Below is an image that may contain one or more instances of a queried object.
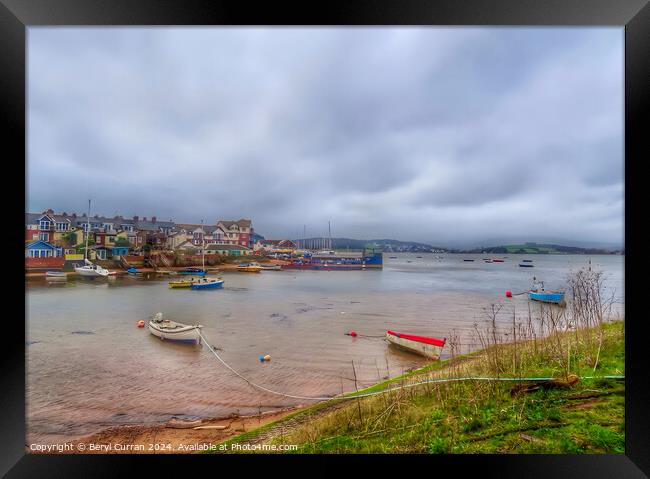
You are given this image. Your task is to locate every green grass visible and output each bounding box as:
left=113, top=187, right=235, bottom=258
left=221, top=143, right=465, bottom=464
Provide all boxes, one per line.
left=211, top=321, right=624, bottom=454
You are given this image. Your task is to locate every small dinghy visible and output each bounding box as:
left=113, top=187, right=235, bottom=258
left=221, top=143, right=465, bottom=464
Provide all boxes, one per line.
left=463, top=259, right=475, bottom=262
left=528, top=278, right=566, bottom=306
left=190, top=278, right=225, bottom=290
left=168, top=277, right=199, bottom=288
left=519, top=263, right=534, bottom=267
left=385, top=330, right=446, bottom=360
left=148, top=313, right=202, bottom=344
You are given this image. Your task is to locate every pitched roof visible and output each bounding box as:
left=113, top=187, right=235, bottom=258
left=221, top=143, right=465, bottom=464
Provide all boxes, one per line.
left=218, top=219, right=252, bottom=229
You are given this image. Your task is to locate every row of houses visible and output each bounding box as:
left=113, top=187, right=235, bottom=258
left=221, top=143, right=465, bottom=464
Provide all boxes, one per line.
left=25, top=209, right=256, bottom=262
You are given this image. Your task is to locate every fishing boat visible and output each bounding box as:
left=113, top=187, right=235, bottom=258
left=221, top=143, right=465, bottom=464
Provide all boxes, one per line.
left=237, top=262, right=263, bottom=273
left=528, top=291, right=566, bottom=304
left=259, top=264, right=282, bottom=271
left=148, top=312, right=202, bottom=344
left=528, top=278, right=566, bottom=305
left=74, top=200, right=111, bottom=278
left=385, top=330, right=446, bottom=360
left=190, top=278, right=225, bottom=290
left=45, top=271, right=67, bottom=279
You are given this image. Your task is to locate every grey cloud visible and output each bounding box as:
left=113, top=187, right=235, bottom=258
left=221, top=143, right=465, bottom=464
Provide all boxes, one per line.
left=27, top=27, right=623, bottom=246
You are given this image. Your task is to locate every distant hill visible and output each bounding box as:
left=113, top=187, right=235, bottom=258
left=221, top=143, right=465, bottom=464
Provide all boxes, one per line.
left=298, top=237, right=447, bottom=253
left=450, top=242, right=622, bottom=255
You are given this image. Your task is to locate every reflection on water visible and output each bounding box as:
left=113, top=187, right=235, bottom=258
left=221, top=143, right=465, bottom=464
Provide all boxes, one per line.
left=26, top=253, right=623, bottom=443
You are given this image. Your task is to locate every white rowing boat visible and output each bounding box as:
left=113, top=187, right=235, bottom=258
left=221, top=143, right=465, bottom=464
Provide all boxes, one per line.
left=148, top=312, right=202, bottom=344
left=385, top=330, right=446, bottom=360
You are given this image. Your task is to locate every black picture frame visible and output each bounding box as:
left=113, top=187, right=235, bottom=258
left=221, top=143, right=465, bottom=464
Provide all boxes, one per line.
left=3, top=0, right=647, bottom=476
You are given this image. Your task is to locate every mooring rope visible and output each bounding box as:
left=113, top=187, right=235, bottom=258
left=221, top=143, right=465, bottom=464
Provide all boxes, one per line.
left=197, top=330, right=624, bottom=402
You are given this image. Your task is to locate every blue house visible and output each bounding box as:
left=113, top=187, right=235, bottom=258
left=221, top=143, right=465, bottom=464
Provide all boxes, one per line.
left=25, top=240, right=63, bottom=258
left=111, top=246, right=129, bottom=258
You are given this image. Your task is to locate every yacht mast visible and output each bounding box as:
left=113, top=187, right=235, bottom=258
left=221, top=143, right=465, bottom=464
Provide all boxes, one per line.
left=84, top=199, right=91, bottom=261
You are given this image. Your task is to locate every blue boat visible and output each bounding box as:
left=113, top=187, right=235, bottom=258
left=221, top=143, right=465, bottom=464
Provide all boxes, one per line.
left=127, top=267, right=140, bottom=274
left=179, top=268, right=206, bottom=276
left=190, top=279, right=224, bottom=290
left=528, top=291, right=565, bottom=304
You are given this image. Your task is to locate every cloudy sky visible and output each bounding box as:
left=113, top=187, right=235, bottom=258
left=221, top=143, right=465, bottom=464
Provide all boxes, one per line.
left=27, top=27, right=623, bottom=247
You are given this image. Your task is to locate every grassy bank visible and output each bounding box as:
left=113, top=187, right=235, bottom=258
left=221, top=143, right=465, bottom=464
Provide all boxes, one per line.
left=213, top=321, right=623, bottom=454
left=210, top=266, right=624, bottom=454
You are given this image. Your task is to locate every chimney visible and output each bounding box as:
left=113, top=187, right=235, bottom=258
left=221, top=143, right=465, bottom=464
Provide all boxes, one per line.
left=71, top=213, right=77, bottom=218
left=47, top=208, right=54, bottom=215
left=133, top=215, right=139, bottom=221
left=152, top=216, right=157, bottom=223
left=143, top=217, right=147, bottom=222
left=62, top=212, right=68, bottom=216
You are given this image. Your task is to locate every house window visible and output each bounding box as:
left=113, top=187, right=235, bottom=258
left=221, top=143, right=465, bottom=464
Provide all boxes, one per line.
left=39, top=219, right=51, bottom=230
left=55, top=222, right=68, bottom=231
left=39, top=232, right=49, bottom=242
left=108, top=236, right=115, bottom=243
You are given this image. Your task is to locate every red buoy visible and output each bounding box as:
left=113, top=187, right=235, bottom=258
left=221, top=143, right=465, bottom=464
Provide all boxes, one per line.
left=349, top=330, right=357, bottom=337
left=505, top=291, right=512, bottom=298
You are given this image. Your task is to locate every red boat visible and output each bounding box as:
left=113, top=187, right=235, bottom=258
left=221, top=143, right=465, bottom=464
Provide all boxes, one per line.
left=491, top=259, right=505, bottom=262
left=385, top=330, right=446, bottom=359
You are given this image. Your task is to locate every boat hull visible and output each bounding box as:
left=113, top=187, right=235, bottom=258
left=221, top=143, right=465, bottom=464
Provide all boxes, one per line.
left=385, top=331, right=444, bottom=360
left=74, top=267, right=110, bottom=277
left=237, top=267, right=262, bottom=273
left=148, top=321, right=201, bottom=344
left=45, top=271, right=67, bottom=279
left=168, top=281, right=194, bottom=288
left=190, top=280, right=224, bottom=290
left=519, top=264, right=534, bottom=268
left=528, top=291, right=565, bottom=304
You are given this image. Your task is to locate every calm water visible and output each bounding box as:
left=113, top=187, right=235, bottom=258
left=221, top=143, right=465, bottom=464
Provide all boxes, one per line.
left=26, top=253, right=624, bottom=444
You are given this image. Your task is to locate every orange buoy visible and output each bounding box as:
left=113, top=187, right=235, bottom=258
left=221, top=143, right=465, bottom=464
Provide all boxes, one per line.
left=505, top=291, right=512, bottom=298
left=137, top=320, right=145, bottom=328
left=263, top=354, right=271, bottom=361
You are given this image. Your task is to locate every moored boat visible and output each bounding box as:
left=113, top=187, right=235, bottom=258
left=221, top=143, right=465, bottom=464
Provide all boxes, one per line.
left=463, top=259, right=475, bottom=262
left=259, top=264, right=282, bottom=271
left=168, top=277, right=199, bottom=288
left=178, top=267, right=206, bottom=276
left=528, top=291, right=566, bottom=304
left=385, top=330, right=446, bottom=359
left=148, top=312, right=202, bottom=344
left=528, top=278, right=566, bottom=306
left=491, top=259, right=504, bottom=263
left=237, top=262, right=262, bottom=273
left=190, top=278, right=225, bottom=289
left=519, top=263, right=534, bottom=268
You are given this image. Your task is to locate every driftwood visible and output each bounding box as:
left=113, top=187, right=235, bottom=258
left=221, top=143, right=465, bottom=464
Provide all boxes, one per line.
left=510, top=374, right=580, bottom=397
left=165, top=419, right=204, bottom=429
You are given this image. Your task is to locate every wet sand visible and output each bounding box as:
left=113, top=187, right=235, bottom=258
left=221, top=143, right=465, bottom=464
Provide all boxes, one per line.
left=38, top=408, right=297, bottom=454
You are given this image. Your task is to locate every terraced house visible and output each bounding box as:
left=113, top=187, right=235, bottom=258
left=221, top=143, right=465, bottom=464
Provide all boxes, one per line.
left=25, top=209, right=256, bottom=269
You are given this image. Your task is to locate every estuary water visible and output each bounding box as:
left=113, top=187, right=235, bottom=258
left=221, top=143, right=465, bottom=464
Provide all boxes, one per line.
left=26, top=253, right=624, bottom=444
